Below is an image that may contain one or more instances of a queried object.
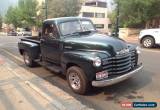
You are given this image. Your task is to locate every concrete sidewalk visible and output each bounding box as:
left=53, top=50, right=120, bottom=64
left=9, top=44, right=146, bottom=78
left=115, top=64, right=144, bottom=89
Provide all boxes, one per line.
left=0, top=54, right=94, bottom=110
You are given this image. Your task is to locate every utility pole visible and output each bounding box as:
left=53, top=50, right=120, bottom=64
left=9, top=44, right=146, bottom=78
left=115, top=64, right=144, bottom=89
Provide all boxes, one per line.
left=45, top=0, right=48, bottom=19
left=115, top=2, right=119, bottom=37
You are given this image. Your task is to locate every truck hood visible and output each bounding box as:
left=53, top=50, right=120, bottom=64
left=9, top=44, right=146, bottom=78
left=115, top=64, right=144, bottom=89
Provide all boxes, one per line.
left=63, top=33, right=128, bottom=56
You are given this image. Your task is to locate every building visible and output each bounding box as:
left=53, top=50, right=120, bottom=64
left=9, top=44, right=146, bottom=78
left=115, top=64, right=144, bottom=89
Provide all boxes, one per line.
left=79, top=0, right=111, bottom=34
left=36, top=0, right=45, bottom=16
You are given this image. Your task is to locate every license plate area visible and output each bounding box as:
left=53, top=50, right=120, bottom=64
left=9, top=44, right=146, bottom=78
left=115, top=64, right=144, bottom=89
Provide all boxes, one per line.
left=96, top=70, right=109, bottom=80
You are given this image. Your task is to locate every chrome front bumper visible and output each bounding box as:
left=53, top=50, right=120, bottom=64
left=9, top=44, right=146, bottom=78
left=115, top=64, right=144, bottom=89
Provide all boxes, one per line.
left=92, top=64, right=143, bottom=87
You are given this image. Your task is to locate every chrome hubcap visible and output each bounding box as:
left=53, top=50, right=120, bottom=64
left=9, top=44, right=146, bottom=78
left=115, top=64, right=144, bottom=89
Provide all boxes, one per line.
left=69, top=72, right=81, bottom=90
left=24, top=53, right=30, bottom=64
left=144, top=39, right=152, bottom=47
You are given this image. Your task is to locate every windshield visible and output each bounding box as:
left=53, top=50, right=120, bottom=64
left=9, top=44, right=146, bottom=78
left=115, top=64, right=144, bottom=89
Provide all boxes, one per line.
left=59, top=20, right=96, bottom=36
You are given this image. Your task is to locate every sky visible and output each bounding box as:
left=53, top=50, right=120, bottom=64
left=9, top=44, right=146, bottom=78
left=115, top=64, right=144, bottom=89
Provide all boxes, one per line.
left=0, top=0, right=18, bottom=16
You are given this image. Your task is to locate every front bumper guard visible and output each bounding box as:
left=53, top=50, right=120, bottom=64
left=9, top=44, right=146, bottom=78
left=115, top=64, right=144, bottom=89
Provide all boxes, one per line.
left=92, top=64, right=143, bottom=87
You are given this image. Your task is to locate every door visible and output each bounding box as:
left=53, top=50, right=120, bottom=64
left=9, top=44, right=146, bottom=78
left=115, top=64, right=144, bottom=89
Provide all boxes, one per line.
left=41, top=21, right=62, bottom=64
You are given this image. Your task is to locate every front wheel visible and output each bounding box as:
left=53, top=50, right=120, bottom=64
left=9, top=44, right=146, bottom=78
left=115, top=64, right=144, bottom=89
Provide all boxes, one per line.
left=142, top=36, right=155, bottom=48
left=66, top=66, right=90, bottom=95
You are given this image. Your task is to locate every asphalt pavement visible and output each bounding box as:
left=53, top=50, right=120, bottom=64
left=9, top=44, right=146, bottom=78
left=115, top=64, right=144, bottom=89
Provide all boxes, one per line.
left=0, top=35, right=160, bottom=110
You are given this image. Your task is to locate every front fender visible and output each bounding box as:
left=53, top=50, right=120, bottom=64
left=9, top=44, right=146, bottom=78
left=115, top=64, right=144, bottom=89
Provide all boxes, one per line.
left=61, top=51, right=109, bottom=81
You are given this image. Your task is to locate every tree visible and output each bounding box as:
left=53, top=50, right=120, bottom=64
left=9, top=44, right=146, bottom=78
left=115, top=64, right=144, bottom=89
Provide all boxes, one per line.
left=43, top=0, right=81, bottom=18
left=5, top=0, right=38, bottom=28
left=5, top=6, right=22, bottom=27
left=0, top=14, right=2, bottom=29
left=18, top=0, right=38, bottom=27
left=110, top=0, right=160, bottom=28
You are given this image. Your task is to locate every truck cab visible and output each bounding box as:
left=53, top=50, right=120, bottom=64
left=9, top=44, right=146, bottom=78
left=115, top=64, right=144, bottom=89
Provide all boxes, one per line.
left=18, top=17, right=143, bottom=94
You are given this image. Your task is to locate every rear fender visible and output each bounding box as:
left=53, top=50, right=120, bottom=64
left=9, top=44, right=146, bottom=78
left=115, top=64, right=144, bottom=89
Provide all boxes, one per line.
left=18, top=41, right=40, bottom=60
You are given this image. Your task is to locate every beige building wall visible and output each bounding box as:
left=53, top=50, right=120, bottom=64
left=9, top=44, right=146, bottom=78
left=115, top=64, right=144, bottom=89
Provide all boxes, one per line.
left=37, top=0, right=44, bottom=6
left=36, top=0, right=44, bottom=16
left=79, top=5, right=110, bottom=33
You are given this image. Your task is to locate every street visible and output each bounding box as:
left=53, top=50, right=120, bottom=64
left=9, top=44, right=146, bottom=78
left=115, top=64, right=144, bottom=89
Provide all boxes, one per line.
left=0, top=35, right=160, bottom=110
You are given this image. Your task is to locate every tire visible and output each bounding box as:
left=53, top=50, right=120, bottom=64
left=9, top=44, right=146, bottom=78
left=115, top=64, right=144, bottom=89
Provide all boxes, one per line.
left=23, top=51, right=35, bottom=67
left=66, top=66, right=90, bottom=95
left=142, top=36, right=155, bottom=48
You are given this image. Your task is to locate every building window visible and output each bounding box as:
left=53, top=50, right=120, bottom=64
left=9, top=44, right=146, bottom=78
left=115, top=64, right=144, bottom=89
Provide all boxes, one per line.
left=84, top=1, right=107, bottom=8
left=108, top=24, right=112, bottom=29
left=95, top=13, right=105, bottom=18
left=85, top=2, right=96, bottom=6
left=95, top=24, right=104, bottom=29
left=82, top=12, right=94, bottom=17
left=97, top=2, right=107, bottom=8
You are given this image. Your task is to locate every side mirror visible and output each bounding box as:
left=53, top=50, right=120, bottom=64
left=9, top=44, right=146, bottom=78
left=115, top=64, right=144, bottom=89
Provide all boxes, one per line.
left=39, top=32, right=42, bottom=37
left=38, top=32, right=42, bottom=39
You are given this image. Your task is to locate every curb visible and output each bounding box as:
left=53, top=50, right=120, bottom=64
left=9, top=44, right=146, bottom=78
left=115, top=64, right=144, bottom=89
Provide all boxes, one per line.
left=0, top=52, right=94, bottom=110
left=25, top=81, right=66, bottom=110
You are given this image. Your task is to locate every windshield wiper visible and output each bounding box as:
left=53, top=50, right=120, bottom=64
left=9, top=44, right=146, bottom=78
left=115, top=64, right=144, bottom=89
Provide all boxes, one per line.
left=63, top=30, right=95, bottom=37
left=64, top=32, right=80, bottom=37
left=81, top=30, right=92, bottom=33
left=78, top=30, right=95, bottom=34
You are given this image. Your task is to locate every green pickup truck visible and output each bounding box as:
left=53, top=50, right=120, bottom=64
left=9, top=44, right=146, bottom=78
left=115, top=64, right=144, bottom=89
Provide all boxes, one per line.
left=18, top=17, right=143, bottom=94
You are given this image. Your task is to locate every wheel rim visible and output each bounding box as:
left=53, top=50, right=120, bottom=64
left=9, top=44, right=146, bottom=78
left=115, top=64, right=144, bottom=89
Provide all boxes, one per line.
left=68, top=72, right=81, bottom=90
left=24, top=52, right=30, bottom=65
left=144, top=39, right=152, bottom=47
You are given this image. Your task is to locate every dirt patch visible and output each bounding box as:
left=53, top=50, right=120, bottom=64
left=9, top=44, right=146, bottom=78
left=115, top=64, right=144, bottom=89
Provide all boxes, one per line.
left=0, top=57, right=5, bottom=65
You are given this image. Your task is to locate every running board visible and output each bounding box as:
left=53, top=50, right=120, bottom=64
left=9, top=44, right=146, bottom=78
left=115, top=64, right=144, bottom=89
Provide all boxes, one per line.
left=39, top=61, right=62, bottom=74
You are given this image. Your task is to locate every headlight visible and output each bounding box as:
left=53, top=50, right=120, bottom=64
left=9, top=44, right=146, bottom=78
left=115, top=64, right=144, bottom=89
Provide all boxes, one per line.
left=136, top=46, right=141, bottom=54
left=93, top=57, right=101, bottom=67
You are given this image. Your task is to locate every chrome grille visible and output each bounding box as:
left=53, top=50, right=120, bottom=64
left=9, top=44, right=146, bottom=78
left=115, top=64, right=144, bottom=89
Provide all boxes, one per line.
left=102, top=50, right=137, bottom=75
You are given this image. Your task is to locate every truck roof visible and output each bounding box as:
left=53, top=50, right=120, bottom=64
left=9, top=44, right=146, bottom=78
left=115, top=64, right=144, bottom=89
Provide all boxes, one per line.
left=43, top=17, right=91, bottom=24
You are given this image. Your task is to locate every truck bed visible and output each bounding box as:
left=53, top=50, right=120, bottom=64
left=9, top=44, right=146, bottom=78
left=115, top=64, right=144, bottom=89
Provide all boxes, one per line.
left=20, top=37, right=40, bottom=44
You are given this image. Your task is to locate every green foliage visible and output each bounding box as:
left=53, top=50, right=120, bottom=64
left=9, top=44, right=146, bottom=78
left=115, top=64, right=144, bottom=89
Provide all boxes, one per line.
left=44, top=0, right=81, bottom=18
left=0, top=14, right=2, bottom=29
left=5, top=0, right=38, bottom=28
left=5, top=0, right=81, bottom=28
left=108, top=11, right=117, bottom=30
left=110, top=0, right=160, bottom=28
left=5, top=6, right=22, bottom=27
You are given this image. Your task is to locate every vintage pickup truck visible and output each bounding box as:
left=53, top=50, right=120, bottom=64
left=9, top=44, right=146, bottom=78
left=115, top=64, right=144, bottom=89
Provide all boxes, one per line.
left=18, top=17, right=143, bottom=94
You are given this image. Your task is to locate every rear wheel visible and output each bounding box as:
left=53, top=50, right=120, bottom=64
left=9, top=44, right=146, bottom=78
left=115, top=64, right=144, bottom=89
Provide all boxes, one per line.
left=142, top=36, right=155, bottom=48
left=23, top=51, right=35, bottom=67
left=66, top=66, right=90, bottom=95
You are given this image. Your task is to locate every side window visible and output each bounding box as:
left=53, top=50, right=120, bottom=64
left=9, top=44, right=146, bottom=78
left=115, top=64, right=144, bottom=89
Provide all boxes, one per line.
left=43, top=23, right=59, bottom=39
